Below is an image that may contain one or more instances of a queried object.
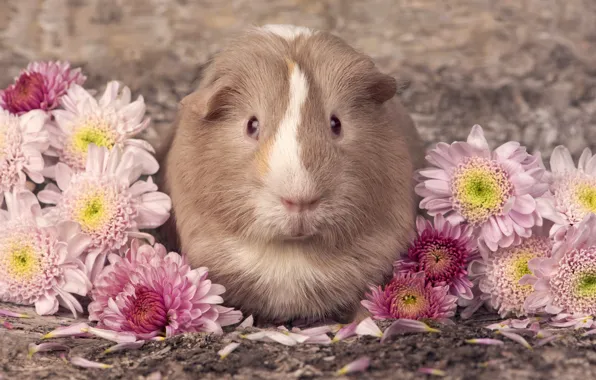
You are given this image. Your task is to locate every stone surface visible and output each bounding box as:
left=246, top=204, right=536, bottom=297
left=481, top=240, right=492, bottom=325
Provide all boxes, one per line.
left=1, top=0, right=596, bottom=379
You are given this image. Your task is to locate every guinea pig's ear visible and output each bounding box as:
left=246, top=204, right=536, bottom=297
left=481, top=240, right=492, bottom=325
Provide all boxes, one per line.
left=179, top=80, right=235, bottom=122
left=366, top=71, right=397, bottom=104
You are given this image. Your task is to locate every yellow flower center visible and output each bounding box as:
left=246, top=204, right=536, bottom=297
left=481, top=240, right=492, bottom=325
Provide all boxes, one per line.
left=575, top=184, right=596, bottom=214
left=7, top=244, right=39, bottom=280
left=70, top=121, right=117, bottom=155
left=451, top=157, right=513, bottom=225
left=75, top=191, right=113, bottom=233
left=401, top=294, right=418, bottom=306
left=577, top=273, right=596, bottom=298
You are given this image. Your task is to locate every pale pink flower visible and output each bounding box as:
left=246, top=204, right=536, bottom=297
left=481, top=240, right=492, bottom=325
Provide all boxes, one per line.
left=415, top=124, right=548, bottom=251
left=88, top=239, right=243, bottom=339
left=0, top=109, right=49, bottom=192
left=394, top=214, right=478, bottom=300
left=536, top=146, right=596, bottom=241
left=46, top=81, right=156, bottom=173
left=38, top=144, right=171, bottom=281
left=467, top=234, right=553, bottom=318
left=361, top=272, right=457, bottom=321
left=0, top=61, right=85, bottom=115
left=524, top=214, right=596, bottom=317
left=0, top=190, right=92, bottom=317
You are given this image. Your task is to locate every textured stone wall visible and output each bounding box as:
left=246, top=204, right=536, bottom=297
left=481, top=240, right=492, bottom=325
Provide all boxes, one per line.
left=1, top=0, right=596, bottom=159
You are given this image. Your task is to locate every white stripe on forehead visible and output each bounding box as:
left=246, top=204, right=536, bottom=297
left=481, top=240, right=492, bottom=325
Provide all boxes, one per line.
left=260, top=24, right=314, bottom=41
left=267, top=62, right=310, bottom=192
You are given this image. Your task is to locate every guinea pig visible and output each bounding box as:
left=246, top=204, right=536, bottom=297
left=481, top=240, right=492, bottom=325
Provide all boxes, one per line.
left=161, top=24, right=425, bottom=323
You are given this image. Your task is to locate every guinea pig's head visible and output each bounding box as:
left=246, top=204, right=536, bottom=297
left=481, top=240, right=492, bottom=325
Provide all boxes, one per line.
left=169, top=25, right=412, bottom=246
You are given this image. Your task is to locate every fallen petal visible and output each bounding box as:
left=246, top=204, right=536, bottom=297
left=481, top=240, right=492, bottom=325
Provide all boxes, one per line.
left=581, top=329, right=596, bottom=337
left=294, top=325, right=333, bottom=336
left=238, top=315, right=254, bottom=329
left=150, top=336, right=165, bottom=341
left=332, top=323, right=358, bottom=343
left=2, top=320, right=13, bottom=329
left=70, top=356, right=113, bottom=369
left=535, top=335, right=561, bottom=347
left=336, top=357, right=370, bottom=376
left=499, top=331, right=533, bottom=350
left=218, top=342, right=240, bottom=359
left=355, top=318, right=382, bottom=338
left=43, top=322, right=90, bottom=339
left=418, top=368, right=446, bottom=377
left=28, top=343, right=70, bottom=358
left=304, top=334, right=332, bottom=345
left=0, top=309, right=30, bottom=318
left=104, top=341, right=145, bottom=354
left=145, top=372, right=162, bottom=380
left=85, top=327, right=138, bottom=343
left=465, top=338, right=504, bottom=346
left=381, top=319, right=440, bottom=343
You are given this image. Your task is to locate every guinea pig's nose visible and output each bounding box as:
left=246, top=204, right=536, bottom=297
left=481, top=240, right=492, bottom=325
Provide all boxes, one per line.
left=281, top=196, right=321, bottom=212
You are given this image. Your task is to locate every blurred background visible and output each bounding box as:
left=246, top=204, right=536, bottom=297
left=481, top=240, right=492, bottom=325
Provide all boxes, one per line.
left=1, top=0, right=595, bottom=160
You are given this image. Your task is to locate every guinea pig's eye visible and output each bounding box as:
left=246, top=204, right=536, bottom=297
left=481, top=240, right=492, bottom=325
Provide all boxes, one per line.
left=330, top=115, right=342, bottom=138
left=246, top=116, right=260, bottom=140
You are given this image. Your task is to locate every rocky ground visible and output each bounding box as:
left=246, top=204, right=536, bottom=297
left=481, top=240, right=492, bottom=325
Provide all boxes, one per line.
left=1, top=0, right=596, bottom=379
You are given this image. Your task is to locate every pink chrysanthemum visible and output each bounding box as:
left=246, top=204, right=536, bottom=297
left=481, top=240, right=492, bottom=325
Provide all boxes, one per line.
left=0, top=61, right=86, bottom=115
left=88, top=239, right=243, bottom=339
left=0, top=190, right=91, bottom=317
left=415, top=124, right=548, bottom=251
left=524, top=214, right=596, bottom=317
left=45, top=81, right=156, bottom=173
left=361, top=272, right=458, bottom=321
left=394, top=214, right=478, bottom=300
left=0, top=109, right=49, bottom=192
left=537, top=146, right=596, bottom=241
left=38, top=144, right=171, bottom=282
left=467, top=235, right=553, bottom=318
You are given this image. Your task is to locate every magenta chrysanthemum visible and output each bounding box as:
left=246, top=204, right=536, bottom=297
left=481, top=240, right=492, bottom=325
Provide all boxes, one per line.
left=0, top=109, right=49, bottom=192
left=88, top=239, right=243, bottom=339
left=415, top=124, right=548, bottom=251
left=537, top=146, right=596, bottom=241
left=0, top=190, right=91, bottom=317
left=45, top=81, right=156, bottom=173
left=361, top=272, right=457, bottom=321
left=38, top=144, right=171, bottom=282
left=524, top=214, right=596, bottom=317
left=394, top=214, right=478, bottom=299
left=0, top=61, right=86, bottom=115
left=467, top=235, right=553, bottom=318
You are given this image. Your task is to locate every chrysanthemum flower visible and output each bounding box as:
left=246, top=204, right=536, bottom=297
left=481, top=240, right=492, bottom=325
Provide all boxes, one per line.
left=361, top=271, right=458, bottom=321
left=38, top=144, right=171, bottom=281
left=0, top=109, right=49, bottom=192
left=394, top=214, right=478, bottom=299
left=46, top=81, right=156, bottom=173
left=467, top=235, right=553, bottom=318
left=537, top=146, right=596, bottom=240
left=524, top=214, right=596, bottom=317
left=0, top=190, right=91, bottom=317
left=0, top=61, right=86, bottom=115
left=415, top=124, right=548, bottom=251
left=88, top=239, right=243, bottom=339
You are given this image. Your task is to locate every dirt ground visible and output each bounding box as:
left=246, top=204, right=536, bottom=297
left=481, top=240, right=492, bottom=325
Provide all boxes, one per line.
left=1, top=0, right=596, bottom=379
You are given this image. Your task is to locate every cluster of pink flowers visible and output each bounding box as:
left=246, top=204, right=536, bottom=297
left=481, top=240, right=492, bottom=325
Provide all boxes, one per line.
left=0, top=61, right=241, bottom=339
left=365, top=124, right=596, bottom=328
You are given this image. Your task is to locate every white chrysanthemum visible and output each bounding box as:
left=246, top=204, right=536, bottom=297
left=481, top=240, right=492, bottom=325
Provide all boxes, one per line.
left=0, top=109, right=49, bottom=192
left=38, top=144, right=171, bottom=282
left=537, top=146, right=596, bottom=240
left=524, top=214, right=596, bottom=317
left=467, top=235, right=553, bottom=318
left=0, top=190, right=92, bottom=317
left=45, top=81, right=157, bottom=174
